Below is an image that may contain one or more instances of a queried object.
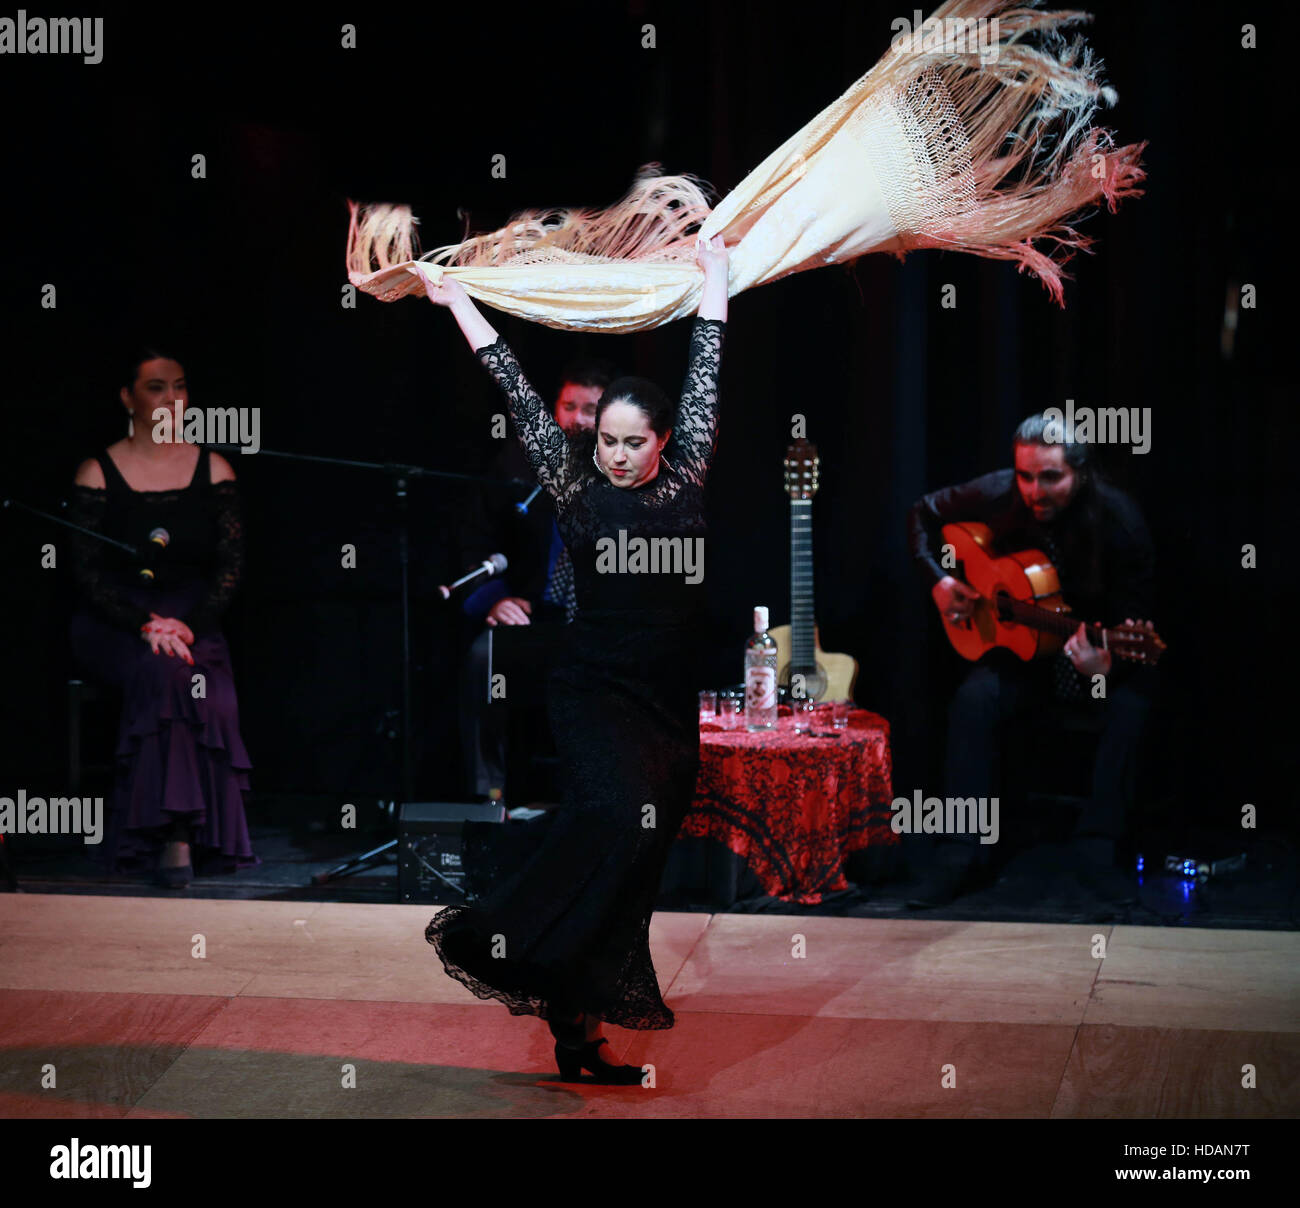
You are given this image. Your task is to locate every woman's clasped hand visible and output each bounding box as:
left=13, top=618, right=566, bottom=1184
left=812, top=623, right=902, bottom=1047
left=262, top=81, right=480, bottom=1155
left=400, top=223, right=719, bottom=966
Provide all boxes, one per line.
left=140, top=611, right=195, bottom=664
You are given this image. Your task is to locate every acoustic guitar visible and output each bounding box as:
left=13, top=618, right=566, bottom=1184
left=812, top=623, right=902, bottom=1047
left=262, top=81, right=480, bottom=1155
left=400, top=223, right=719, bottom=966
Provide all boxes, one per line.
left=938, top=521, right=1166, bottom=665
left=770, top=439, right=859, bottom=701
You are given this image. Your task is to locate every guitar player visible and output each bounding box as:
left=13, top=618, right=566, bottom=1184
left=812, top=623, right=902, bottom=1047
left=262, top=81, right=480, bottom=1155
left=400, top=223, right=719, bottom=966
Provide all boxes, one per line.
left=904, top=412, right=1159, bottom=908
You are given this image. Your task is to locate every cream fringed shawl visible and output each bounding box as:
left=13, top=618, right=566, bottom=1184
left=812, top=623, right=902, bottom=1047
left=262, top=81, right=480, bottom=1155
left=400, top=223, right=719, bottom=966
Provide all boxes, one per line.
left=346, top=0, right=1146, bottom=332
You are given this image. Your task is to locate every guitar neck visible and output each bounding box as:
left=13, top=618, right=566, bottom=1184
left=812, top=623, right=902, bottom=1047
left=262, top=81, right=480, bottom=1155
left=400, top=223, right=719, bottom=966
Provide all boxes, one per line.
left=790, top=498, right=815, bottom=669
left=1002, top=595, right=1106, bottom=646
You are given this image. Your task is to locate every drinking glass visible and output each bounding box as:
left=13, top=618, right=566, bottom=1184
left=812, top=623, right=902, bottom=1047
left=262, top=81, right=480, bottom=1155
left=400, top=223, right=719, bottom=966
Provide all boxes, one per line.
left=698, top=690, right=718, bottom=724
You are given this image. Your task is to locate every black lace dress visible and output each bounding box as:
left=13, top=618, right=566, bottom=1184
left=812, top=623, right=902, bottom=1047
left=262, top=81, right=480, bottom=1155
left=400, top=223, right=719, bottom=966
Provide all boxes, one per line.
left=426, top=317, right=724, bottom=1030
left=67, top=446, right=258, bottom=876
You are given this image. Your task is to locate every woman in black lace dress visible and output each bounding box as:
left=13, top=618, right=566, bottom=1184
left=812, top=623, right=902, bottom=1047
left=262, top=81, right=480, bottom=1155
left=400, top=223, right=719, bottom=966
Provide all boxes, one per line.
left=68, top=348, right=258, bottom=887
left=423, top=237, right=728, bottom=1083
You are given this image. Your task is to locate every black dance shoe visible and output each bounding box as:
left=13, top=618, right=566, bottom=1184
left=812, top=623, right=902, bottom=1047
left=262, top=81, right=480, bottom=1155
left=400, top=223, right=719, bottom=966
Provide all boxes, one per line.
left=553, top=1037, right=646, bottom=1085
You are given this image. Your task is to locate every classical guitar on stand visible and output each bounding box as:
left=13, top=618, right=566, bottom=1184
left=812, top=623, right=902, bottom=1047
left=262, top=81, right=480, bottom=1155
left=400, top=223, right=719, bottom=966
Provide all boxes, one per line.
left=938, top=521, right=1166, bottom=665
left=770, top=439, right=858, bottom=702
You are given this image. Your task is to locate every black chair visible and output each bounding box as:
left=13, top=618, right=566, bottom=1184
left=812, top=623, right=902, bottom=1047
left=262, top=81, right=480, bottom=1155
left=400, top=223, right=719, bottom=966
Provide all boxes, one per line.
left=66, top=678, right=120, bottom=795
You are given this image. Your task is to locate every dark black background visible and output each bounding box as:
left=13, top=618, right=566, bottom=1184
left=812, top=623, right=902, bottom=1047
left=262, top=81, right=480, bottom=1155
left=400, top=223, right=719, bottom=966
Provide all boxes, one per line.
left=0, top=2, right=1288, bottom=840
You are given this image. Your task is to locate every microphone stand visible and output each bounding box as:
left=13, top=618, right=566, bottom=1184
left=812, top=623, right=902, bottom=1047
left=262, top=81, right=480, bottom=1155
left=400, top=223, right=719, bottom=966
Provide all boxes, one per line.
left=200, top=446, right=527, bottom=887
left=3, top=497, right=146, bottom=557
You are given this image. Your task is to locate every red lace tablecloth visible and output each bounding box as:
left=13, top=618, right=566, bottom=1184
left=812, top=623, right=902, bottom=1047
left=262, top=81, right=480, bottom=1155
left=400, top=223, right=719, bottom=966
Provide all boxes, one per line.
left=680, top=706, right=897, bottom=905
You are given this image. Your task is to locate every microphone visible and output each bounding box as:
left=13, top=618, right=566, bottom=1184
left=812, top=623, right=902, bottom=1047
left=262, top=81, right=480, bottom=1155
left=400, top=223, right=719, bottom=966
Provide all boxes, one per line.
left=139, top=527, right=171, bottom=581
left=439, top=553, right=508, bottom=600
left=514, top=484, right=543, bottom=515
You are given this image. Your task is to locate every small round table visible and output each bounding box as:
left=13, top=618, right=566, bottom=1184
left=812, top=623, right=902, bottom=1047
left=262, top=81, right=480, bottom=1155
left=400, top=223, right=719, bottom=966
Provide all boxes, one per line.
left=680, top=706, right=897, bottom=905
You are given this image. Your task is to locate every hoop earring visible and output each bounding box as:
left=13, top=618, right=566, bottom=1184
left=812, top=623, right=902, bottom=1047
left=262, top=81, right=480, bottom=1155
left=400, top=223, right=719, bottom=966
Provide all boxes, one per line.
left=592, top=447, right=605, bottom=476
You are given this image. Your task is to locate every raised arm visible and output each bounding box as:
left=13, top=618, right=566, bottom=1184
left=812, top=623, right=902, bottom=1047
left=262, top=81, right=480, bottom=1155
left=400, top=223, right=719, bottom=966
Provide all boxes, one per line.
left=419, top=268, right=574, bottom=501
left=674, top=235, right=729, bottom=486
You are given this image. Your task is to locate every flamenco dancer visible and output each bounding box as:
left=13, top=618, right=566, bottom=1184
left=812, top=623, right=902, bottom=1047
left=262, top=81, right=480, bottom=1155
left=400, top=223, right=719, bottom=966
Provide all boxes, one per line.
left=422, top=235, right=728, bottom=1084
left=68, top=347, right=259, bottom=888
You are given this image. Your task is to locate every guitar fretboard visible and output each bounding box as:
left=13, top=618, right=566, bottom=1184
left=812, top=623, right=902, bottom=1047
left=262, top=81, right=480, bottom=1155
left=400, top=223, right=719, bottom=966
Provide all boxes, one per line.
left=790, top=499, right=815, bottom=670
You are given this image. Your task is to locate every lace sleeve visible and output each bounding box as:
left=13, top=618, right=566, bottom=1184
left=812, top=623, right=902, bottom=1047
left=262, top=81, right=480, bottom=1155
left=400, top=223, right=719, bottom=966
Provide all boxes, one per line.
left=673, top=318, right=726, bottom=486
left=184, top=480, right=243, bottom=635
left=66, top=485, right=152, bottom=633
left=476, top=338, right=576, bottom=503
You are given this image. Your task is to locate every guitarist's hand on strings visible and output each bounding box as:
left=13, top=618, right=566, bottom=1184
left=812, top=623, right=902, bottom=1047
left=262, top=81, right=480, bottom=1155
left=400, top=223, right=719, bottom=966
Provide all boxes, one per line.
left=1064, top=622, right=1112, bottom=677
left=1063, top=618, right=1157, bottom=676
left=932, top=576, right=981, bottom=625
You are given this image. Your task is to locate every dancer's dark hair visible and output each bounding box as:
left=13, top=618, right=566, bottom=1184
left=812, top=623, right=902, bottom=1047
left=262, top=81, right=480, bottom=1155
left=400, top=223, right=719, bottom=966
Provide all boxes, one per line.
left=572, top=376, right=681, bottom=470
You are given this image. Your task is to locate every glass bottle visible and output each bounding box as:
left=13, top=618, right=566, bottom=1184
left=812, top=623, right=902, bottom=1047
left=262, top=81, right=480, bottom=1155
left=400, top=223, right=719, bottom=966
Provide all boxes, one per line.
left=744, top=605, right=778, bottom=731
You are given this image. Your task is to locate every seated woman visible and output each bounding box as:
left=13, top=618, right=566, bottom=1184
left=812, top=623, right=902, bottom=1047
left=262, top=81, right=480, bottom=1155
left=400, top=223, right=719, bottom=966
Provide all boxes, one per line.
left=68, top=345, right=259, bottom=887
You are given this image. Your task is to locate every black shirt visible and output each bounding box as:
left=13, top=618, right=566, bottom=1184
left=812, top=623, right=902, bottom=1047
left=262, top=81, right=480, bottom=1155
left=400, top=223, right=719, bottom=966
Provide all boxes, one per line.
left=67, top=445, right=242, bottom=635
left=906, top=467, right=1156, bottom=629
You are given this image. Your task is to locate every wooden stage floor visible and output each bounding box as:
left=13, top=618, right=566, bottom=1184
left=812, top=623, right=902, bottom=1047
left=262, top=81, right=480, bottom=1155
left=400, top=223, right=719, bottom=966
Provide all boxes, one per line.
left=1, top=894, right=1296, bottom=1118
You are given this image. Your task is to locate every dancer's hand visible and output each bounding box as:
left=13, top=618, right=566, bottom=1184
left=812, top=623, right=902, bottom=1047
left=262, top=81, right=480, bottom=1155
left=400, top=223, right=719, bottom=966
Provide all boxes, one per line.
left=696, top=234, right=729, bottom=321
left=696, top=233, right=728, bottom=277
left=486, top=597, right=532, bottom=627
left=415, top=265, right=500, bottom=348
left=414, top=265, right=467, bottom=308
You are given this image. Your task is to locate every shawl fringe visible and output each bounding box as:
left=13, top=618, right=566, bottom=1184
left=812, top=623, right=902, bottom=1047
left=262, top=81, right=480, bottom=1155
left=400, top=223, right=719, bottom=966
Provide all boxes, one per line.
left=346, top=0, right=1145, bottom=310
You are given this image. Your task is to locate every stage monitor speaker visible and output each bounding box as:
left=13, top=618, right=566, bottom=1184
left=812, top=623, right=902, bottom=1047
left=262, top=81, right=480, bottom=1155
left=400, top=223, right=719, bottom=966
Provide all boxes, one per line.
left=398, top=801, right=505, bottom=905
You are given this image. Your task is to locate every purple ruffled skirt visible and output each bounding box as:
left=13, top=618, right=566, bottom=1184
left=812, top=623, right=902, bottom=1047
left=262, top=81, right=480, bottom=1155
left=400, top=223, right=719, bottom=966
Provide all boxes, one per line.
left=70, top=583, right=258, bottom=878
